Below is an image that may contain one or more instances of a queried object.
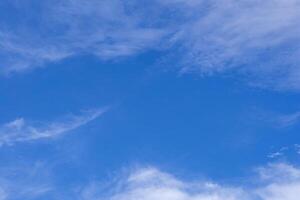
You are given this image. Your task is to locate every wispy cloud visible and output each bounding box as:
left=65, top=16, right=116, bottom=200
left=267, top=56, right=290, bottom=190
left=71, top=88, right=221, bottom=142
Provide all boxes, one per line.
left=267, top=144, right=300, bottom=160
left=0, top=108, right=107, bottom=146
left=0, top=161, right=54, bottom=200
left=2, top=0, right=300, bottom=91
left=268, top=147, right=289, bottom=159
left=164, top=0, right=300, bottom=91
left=80, top=163, right=300, bottom=200
left=0, top=0, right=168, bottom=74
left=275, top=111, right=300, bottom=127
left=0, top=189, right=6, bottom=200
left=254, top=109, right=300, bottom=128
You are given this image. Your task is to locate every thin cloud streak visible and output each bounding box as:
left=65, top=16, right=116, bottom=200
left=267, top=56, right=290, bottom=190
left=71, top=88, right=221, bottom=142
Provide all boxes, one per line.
left=0, top=108, right=107, bottom=146
left=276, top=112, right=300, bottom=127
left=259, top=110, right=300, bottom=128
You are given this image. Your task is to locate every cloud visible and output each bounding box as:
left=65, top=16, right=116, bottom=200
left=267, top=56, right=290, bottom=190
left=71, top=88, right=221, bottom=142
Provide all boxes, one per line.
left=0, top=161, right=54, bottom=200
left=2, top=0, right=300, bottom=91
left=0, top=0, right=167, bottom=74
left=257, top=110, right=300, bottom=128
left=79, top=163, right=300, bottom=200
left=267, top=144, right=300, bottom=160
left=268, top=147, right=288, bottom=159
left=256, top=163, right=300, bottom=200
left=275, top=112, right=300, bottom=127
left=0, top=162, right=299, bottom=200
left=164, top=0, right=300, bottom=91
left=0, top=108, right=107, bottom=146
left=80, top=167, right=248, bottom=200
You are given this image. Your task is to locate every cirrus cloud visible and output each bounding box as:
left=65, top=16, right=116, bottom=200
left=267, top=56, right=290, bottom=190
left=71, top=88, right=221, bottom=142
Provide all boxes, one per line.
left=1, top=0, right=300, bottom=91
left=0, top=0, right=168, bottom=74
left=0, top=108, right=107, bottom=147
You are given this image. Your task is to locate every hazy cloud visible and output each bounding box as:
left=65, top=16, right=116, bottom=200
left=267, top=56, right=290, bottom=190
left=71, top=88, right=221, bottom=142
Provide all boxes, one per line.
left=275, top=112, right=300, bottom=127
left=0, top=161, right=54, bottom=200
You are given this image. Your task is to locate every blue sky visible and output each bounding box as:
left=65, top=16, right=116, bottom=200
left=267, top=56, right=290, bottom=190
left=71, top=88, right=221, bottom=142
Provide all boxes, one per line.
left=1, top=0, right=300, bottom=199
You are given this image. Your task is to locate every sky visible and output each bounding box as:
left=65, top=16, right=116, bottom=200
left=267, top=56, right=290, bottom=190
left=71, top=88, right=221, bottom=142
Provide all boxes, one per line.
left=0, top=0, right=300, bottom=199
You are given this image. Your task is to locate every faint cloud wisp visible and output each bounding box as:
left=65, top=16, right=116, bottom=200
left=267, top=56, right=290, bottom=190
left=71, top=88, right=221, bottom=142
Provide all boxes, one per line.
left=0, top=108, right=107, bottom=147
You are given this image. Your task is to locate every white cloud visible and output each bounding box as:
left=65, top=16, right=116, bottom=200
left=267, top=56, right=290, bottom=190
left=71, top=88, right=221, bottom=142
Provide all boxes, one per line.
left=267, top=144, right=300, bottom=160
left=267, top=147, right=288, bottom=159
left=0, top=108, right=107, bottom=146
left=0, top=0, right=168, bottom=74
left=165, top=0, right=300, bottom=90
left=79, top=163, right=300, bottom=200
left=0, top=162, right=299, bottom=200
left=256, top=163, right=300, bottom=200
left=2, top=0, right=300, bottom=91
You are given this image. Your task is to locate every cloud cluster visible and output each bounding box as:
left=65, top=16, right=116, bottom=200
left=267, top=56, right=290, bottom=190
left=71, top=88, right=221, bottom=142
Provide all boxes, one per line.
left=0, top=108, right=106, bottom=146
left=1, top=0, right=300, bottom=90
left=0, top=162, right=299, bottom=200
left=80, top=163, right=300, bottom=200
